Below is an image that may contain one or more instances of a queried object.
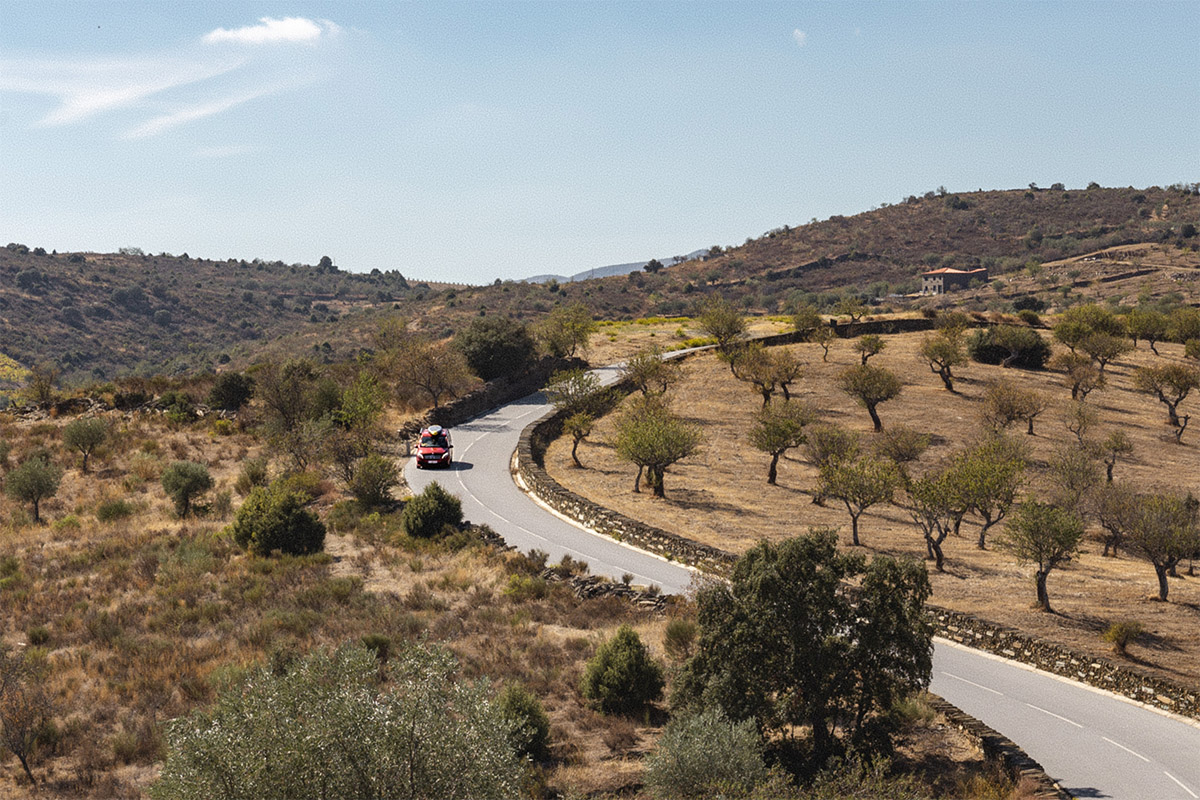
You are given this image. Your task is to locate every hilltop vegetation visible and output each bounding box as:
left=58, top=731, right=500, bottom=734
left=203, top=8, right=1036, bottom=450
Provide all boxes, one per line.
left=3, top=185, right=1196, bottom=389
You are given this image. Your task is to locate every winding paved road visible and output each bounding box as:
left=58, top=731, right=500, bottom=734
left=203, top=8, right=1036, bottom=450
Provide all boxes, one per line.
left=404, top=379, right=1200, bottom=800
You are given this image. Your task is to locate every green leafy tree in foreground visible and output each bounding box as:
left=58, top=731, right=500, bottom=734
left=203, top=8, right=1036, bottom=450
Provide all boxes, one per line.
left=535, top=301, right=597, bottom=358
left=580, top=625, right=664, bottom=716
left=673, top=530, right=932, bottom=765
left=152, top=644, right=525, bottom=800
left=229, top=480, right=326, bottom=556
left=161, top=461, right=214, bottom=517
left=454, top=316, right=536, bottom=382
left=1124, top=492, right=1200, bottom=602
left=4, top=455, right=62, bottom=523
left=696, top=295, right=748, bottom=367
left=61, top=417, right=108, bottom=473
left=997, top=501, right=1085, bottom=612
left=620, top=347, right=683, bottom=397
left=206, top=371, right=255, bottom=412
left=496, top=682, right=551, bottom=762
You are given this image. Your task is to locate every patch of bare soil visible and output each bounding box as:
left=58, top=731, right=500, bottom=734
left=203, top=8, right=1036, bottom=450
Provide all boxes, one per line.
left=547, top=333, right=1200, bottom=687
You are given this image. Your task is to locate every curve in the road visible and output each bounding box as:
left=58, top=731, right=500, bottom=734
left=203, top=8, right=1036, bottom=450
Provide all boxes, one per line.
left=403, top=382, right=1200, bottom=800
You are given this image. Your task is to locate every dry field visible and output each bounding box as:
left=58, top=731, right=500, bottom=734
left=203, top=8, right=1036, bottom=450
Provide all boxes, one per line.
left=0, top=411, right=1016, bottom=797
left=548, top=330, right=1200, bottom=686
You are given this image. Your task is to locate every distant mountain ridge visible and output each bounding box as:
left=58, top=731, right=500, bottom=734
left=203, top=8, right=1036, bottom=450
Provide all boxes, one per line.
left=522, top=249, right=709, bottom=284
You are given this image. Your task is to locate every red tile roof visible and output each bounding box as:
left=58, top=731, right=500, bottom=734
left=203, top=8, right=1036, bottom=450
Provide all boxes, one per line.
left=921, top=267, right=988, bottom=276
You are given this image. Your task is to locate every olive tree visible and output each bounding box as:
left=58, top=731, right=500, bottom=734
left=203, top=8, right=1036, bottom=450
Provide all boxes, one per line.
left=997, top=501, right=1085, bottom=612
left=951, top=436, right=1027, bottom=549
left=749, top=400, right=816, bottom=485
left=837, top=364, right=902, bottom=432
left=1127, top=308, right=1169, bottom=354
left=1124, top=492, right=1200, bottom=602
left=4, top=456, right=62, bottom=523
left=853, top=334, right=887, bottom=365
left=615, top=397, right=702, bottom=497
left=1134, top=362, right=1200, bottom=429
left=620, top=347, right=683, bottom=397
left=980, top=380, right=1049, bottom=435
left=1049, top=352, right=1105, bottom=401
left=819, top=456, right=901, bottom=546
left=919, top=329, right=967, bottom=392
left=61, top=417, right=108, bottom=473
left=696, top=295, right=747, bottom=366
left=161, top=461, right=214, bottom=517
left=152, top=644, right=525, bottom=800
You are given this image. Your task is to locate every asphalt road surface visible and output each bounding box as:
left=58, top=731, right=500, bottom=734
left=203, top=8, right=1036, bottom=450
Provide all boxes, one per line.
left=404, top=382, right=1200, bottom=800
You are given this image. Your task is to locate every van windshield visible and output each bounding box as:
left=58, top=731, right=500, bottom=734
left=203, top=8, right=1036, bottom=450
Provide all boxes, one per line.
left=420, top=435, right=447, bottom=448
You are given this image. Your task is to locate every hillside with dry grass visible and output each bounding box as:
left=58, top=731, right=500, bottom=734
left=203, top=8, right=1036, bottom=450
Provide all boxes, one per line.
left=546, top=326, right=1200, bottom=688
left=4, top=185, right=1196, bottom=389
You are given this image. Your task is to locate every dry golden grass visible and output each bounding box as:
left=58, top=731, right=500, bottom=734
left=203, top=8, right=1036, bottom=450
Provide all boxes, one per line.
left=585, top=315, right=791, bottom=367
left=0, top=398, right=1042, bottom=798
left=548, top=331, right=1200, bottom=686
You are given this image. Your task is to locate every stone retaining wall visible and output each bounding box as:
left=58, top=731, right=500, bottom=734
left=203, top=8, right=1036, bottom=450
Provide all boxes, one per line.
left=928, top=697, right=1071, bottom=800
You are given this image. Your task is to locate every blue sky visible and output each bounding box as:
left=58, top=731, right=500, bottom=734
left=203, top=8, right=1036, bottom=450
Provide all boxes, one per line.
left=2, top=2, right=1197, bottom=284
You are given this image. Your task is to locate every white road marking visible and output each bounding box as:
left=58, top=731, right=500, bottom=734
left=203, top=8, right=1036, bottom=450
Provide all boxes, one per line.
left=1024, top=702, right=1083, bottom=728
left=1101, top=736, right=1149, bottom=762
left=939, top=671, right=1003, bottom=695
left=1165, top=771, right=1198, bottom=798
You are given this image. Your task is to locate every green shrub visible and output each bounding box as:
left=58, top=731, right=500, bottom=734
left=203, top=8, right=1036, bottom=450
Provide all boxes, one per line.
left=152, top=645, right=525, bottom=800
left=503, top=573, right=548, bottom=602
left=497, top=682, right=551, bottom=762
left=400, top=482, right=462, bottom=539
left=61, top=417, right=108, bottom=472
left=96, top=498, right=136, bottom=522
left=580, top=625, right=664, bottom=715
left=1016, top=309, right=1041, bottom=327
left=4, top=455, right=62, bottom=523
left=229, top=481, right=325, bottom=557
left=348, top=453, right=399, bottom=508
left=234, top=457, right=269, bottom=495
left=967, top=325, right=1051, bottom=369
left=1103, top=621, right=1144, bottom=656
left=644, top=707, right=768, bottom=800
left=207, top=372, right=255, bottom=412
left=663, top=618, right=698, bottom=662
left=161, top=461, right=213, bottom=517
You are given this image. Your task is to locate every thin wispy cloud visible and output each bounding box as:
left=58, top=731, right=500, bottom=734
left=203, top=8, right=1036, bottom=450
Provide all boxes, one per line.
left=0, top=56, right=244, bottom=126
left=792, top=29, right=808, bottom=47
left=125, top=87, right=281, bottom=139
left=204, top=17, right=340, bottom=46
left=0, top=16, right=341, bottom=139
left=192, top=144, right=257, bottom=159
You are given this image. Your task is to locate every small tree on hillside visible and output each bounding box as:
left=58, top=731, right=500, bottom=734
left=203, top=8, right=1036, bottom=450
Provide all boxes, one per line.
left=615, top=396, right=702, bottom=497
left=819, top=456, right=901, bottom=546
left=1097, top=430, right=1134, bottom=483
left=853, top=334, right=886, bottom=365
left=837, top=364, right=902, bottom=432
left=792, top=305, right=823, bottom=338
left=980, top=380, right=1049, bottom=435
left=161, top=461, right=214, bottom=517
left=919, top=329, right=967, bottom=392
left=907, top=471, right=966, bottom=573
left=1045, top=443, right=1103, bottom=516
left=545, top=369, right=606, bottom=468
left=997, top=501, right=1085, bottom=613
left=1049, top=351, right=1105, bottom=401
left=1134, top=362, right=1200, bottom=429
left=871, top=426, right=931, bottom=484
left=620, top=348, right=683, bottom=397
left=4, top=456, right=62, bottom=524
left=834, top=295, right=868, bottom=323
left=62, top=417, right=108, bottom=473
left=696, top=295, right=747, bottom=367
left=535, top=301, right=597, bottom=358
left=207, top=372, right=255, bottom=412
left=1127, top=308, right=1169, bottom=354
left=1125, top=492, right=1200, bottom=602
left=954, top=435, right=1027, bottom=549
left=730, top=344, right=781, bottom=407
left=0, top=646, right=52, bottom=785
left=749, top=400, right=817, bottom=485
